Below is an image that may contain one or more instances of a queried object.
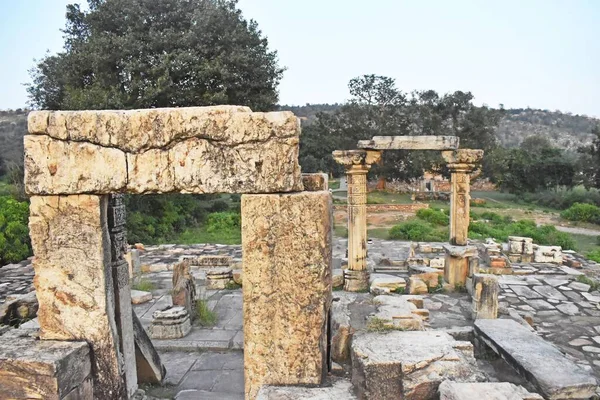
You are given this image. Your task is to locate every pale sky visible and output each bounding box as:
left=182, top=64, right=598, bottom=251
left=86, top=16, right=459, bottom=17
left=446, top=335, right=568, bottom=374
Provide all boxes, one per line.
left=1, top=0, right=599, bottom=116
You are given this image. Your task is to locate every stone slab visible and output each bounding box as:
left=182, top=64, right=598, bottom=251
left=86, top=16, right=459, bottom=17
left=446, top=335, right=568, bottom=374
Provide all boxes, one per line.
left=132, top=310, right=166, bottom=384
left=131, top=290, right=153, bottom=304
left=351, top=331, right=481, bottom=400
left=256, top=379, right=356, bottom=399
left=0, top=338, right=91, bottom=400
left=439, top=381, right=543, bottom=400
left=242, top=191, right=332, bottom=399
left=358, top=135, right=459, bottom=150
left=25, top=107, right=303, bottom=195
left=474, top=319, right=597, bottom=399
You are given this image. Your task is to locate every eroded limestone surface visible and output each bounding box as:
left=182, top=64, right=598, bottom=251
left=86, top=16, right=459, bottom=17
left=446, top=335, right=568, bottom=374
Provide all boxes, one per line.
left=439, top=381, right=543, bottom=400
left=25, top=106, right=303, bottom=195
left=351, top=331, right=482, bottom=400
left=242, top=191, right=332, bottom=399
left=256, top=379, right=357, bottom=399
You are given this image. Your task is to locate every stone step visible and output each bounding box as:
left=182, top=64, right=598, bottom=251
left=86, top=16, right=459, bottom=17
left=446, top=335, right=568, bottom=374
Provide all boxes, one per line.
left=474, top=319, right=597, bottom=400
left=351, top=331, right=483, bottom=400
left=439, top=381, right=543, bottom=400
left=256, top=378, right=356, bottom=399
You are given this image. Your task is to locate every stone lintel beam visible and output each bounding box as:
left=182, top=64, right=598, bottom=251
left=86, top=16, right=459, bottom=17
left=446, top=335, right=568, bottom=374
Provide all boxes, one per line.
left=442, top=149, right=484, bottom=170
left=332, top=150, right=382, bottom=170
left=357, top=135, right=459, bottom=150
left=24, top=106, right=303, bottom=195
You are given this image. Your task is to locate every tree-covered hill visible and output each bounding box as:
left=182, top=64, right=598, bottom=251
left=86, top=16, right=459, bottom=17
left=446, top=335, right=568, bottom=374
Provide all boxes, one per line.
left=0, top=109, right=27, bottom=171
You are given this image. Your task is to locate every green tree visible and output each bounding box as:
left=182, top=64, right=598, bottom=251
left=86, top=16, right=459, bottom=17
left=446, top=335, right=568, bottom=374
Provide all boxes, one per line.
left=578, top=126, right=600, bottom=189
left=27, top=0, right=283, bottom=111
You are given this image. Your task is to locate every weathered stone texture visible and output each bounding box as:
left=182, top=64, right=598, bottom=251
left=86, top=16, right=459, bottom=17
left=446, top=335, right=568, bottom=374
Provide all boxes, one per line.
left=132, top=310, right=166, bottom=384
left=256, top=379, right=357, bottom=399
left=439, top=381, right=543, bottom=400
left=358, top=135, right=459, bottom=150
left=471, top=274, right=499, bottom=319
left=0, top=338, right=91, bottom=400
left=242, top=191, right=332, bottom=399
left=302, top=173, right=329, bottom=191
left=351, top=331, right=482, bottom=400
left=28, top=195, right=125, bottom=398
left=25, top=106, right=303, bottom=195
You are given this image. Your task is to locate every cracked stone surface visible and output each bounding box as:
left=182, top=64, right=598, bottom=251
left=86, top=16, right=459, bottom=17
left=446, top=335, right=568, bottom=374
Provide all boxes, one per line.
left=25, top=106, right=303, bottom=195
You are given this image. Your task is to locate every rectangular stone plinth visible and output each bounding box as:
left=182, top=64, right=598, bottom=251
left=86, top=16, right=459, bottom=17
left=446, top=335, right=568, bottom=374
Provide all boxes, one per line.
left=471, top=274, right=499, bottom=319
left=25, top=106, right=303, bottom=195
left=0, top=338, right=92, bottom=400
left=242, top=191, right=332, bottom=399
left=358, top=135, right=459, bottom=150
left=444, top=245, right=477, bottom=288
left=28, top=195, right=126, bottom=398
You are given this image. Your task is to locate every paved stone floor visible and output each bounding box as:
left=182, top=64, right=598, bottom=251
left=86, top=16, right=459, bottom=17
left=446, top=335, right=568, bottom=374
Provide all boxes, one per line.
left=3, top=238, right=600, bottom=398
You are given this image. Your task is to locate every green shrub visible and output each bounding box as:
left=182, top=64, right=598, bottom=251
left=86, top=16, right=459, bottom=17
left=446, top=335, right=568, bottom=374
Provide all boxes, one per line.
left=0, top=196, right=31, bottom=265
left=389, top=220, right=446, bottom=242
left=209, top=200, right=229, bottom=213
left=196, top=300, right=218, bottom=327
left=521, top=188, right=600, bottom=210
left=416, top=208, right=449, bottom=226
left=560, top=203, right=600, bottom=224
left=588, top=249, right=600, bottom=263
left=133, top=278, right=156, bottom=292
left=206, top=212, right=241, bottom=233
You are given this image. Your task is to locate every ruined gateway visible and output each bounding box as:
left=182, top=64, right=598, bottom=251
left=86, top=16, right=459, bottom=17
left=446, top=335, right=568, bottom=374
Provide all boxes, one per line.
left=0, top=105, right=598, bottom=400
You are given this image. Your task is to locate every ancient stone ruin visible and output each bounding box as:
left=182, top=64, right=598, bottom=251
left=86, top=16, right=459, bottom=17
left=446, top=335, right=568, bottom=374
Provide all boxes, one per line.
left=1, top=105, right=599, bottom=400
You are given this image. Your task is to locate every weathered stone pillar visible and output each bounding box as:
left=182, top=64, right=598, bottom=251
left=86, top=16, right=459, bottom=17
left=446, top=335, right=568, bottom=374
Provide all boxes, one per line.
left=242, top=191, right=332, bottom=400
left=442, top=149, right=484, bottom=246
left=332, top=150, right=382, bottom=291
left=471, top=274, right=499, bottom=319
left=28, top=195, right=126, bottom=399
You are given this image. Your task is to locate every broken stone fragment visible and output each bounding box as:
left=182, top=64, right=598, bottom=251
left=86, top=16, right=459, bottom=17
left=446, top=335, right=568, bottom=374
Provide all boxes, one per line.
left=130, top=290, right=153, bottom=305
left=302, top=173, right=329, bottom=191
left=206, top=267, right=234, bottom=290
left=369, top=274, right=405, bottom=294
left=369, top=295, right=426, bottom=331
left=407, top=276, right=429, bottom=295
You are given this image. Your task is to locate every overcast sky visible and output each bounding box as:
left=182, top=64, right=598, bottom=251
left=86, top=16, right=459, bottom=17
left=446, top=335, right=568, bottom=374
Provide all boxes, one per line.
left=1, top=0, right=598, bottom=116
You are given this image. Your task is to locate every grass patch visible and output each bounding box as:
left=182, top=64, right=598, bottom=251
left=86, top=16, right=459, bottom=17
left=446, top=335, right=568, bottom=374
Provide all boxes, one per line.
left=175, top=226, right=241, bottom=245
left=334, top=225, right=348, bottom=238
left=196, top=300, right=218, bottom=327
left=367, top=191, right=414, bottom=205
left=393, top=287, right=405, bottom=294
left=576, top=275, right=600, bottom=291
left=225, top=281, right=242, bottom=290
left=133, top=278, right=156, bottom=292
left=329, top=179, right=340, bottom=190
left=587, top=249, right=600, bottom=263
left=367, top=317, right=397, bottom=332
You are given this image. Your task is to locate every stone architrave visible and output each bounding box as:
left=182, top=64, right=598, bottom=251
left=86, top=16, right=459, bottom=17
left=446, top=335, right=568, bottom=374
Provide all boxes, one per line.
left=358, top=135, right=459, bottom=150
left=28, top=195, right=126, bottom=399
left=442, top=149, right=484, bottom=246
left=242, top=191, right=332, bottom=400
left=25, top=107, right=303, bottom=195
left=332, top=150, right=382, bottom=291
left=471, top=274, right=499, bottom=319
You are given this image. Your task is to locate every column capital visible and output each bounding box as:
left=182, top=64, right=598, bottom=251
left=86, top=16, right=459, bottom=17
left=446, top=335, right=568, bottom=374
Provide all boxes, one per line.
left=332, top=150, right=382, bottom=172
left=442, top=149, right=484, bottom=171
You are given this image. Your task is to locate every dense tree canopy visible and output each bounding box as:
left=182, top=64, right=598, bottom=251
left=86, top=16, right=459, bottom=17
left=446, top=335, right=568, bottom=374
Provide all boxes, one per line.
left=578, top=126, right=600, bottom=189
left=299, top=74, right=504, bottom=181
left=27, top=0, right=283, bottom=111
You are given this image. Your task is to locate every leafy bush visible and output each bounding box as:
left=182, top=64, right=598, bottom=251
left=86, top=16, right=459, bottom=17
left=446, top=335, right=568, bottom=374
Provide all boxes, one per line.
left=587, top=249, right=600, bottom=263
left=469, top=217, right=577, bottom=250
left=560, top=203, right=600, bottom=224
left=416, top=208, right=449, bottom=226
left=206, top=212, right=241, bottom=234
left=389, top=220, right=447, bottom=242
left=209, top=200, right=230, bottom=213
left=0, top=196, right=31, bottom=265
left=521, top=188, right=600, bottom=210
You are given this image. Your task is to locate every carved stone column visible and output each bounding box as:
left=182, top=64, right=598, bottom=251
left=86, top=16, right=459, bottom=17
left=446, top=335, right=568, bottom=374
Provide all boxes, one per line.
left=333, top=150, right=382, bottom=291
left=442, top=149, right=484, bottom=246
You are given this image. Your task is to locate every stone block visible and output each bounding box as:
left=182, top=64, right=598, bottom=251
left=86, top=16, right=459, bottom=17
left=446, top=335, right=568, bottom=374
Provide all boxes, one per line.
left=444, top=245, right=477, bottom=288
left=25, top=107, right=303, bottom=195
left=242, top=191, right=332, bottom=399
left=471, top=274, right=499, bottom=319
left=302, top=173, right=329, bottom=191
left=369, top=295, right=425, bottom=331
left=533, top=245, right=563, bottom=264
left=429, top=257, right=445, bottom=269
left=172, top=261, right=197, bottom=318
left=407, top=276, right=429, bottom=295
left=409, top=265, right=442, bottom=288
left=206, top=267, right=233, bottom=290
left=475, top=319, right=597, bottom=399
left=0, top=337, right=91, bottom=400
left=182, top=255, right=232, bottom=267
left=358, top=135, right=459, bottom=150
left=333, top=269, right=344, bottom=288
left=28, top=195, right=126, bottom=398
left=257, top=379, right=357, bottom=399
left=150, top=306, right=192, bottom=339
left=132, top=310, right=166, bottom=384
left=131, top=290, right=153, bottom=305
left=439, top=381, right=543, bottom=400
left=351, top=331, right=482, bottom=400
left=369, top=274, right=406, bottom=294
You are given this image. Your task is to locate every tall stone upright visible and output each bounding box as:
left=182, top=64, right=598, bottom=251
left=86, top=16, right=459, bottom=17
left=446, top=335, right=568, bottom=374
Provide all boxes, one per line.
left=28, top=195, right=126, bottom=399
left=442, top=149, right=484, bottom=246
left=242, top=191, right=332, bottom=400
left=333, top=150, right=382, bottom=291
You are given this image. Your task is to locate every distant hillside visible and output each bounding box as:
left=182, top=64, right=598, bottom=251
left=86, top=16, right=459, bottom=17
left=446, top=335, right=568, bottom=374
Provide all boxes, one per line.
left=0, top=109, right=27, bottom=170
left=279, top=104, right=598, bottom=150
